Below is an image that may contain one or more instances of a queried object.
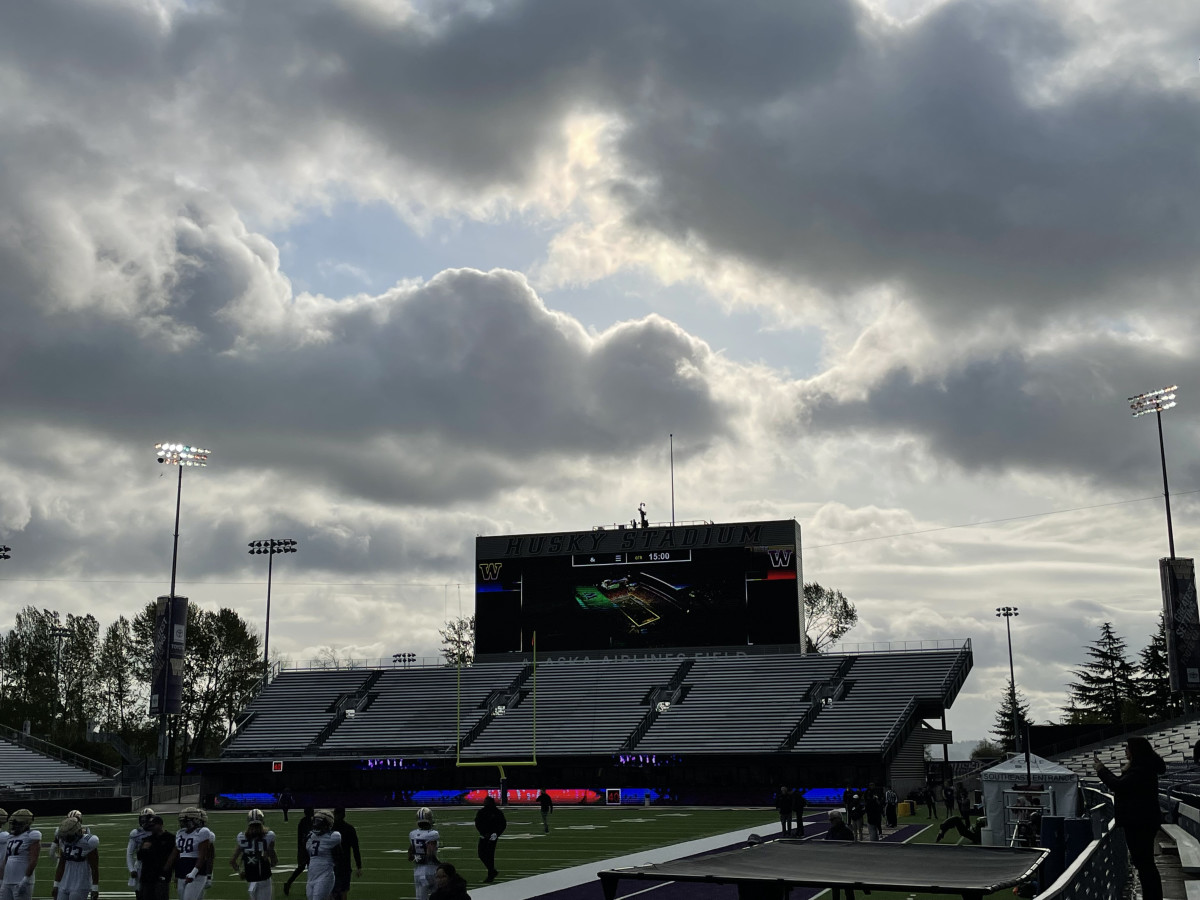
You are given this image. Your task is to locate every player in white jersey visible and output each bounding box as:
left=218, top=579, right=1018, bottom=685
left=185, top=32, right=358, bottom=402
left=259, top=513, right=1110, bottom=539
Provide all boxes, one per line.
left=198, top=809, right=215, bottom=895
left=231, top=809, right=277, bottom=900
left=162, top=808, right=213, bottom=900
left=51, top=816, right=98, bottom=900
left=127, top=808, right=155, bottom=890
left=407, top=808, right=440, bottom=900
left=0, top=810, right=10, bottom=863
left=0, top=809, right=40, bottom=900
left=301, top=810, right=341, bottom=900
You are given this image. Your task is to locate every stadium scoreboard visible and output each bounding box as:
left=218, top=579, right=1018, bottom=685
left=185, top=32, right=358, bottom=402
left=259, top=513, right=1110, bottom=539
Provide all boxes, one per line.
left=475, top=519, right=802, bottom=654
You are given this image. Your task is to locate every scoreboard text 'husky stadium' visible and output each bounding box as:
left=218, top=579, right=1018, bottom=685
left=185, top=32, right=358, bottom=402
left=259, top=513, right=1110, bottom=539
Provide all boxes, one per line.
left=474, top=519, right=803, bottom=655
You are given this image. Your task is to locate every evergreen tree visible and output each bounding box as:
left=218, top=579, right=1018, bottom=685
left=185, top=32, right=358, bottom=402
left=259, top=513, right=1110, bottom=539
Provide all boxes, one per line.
left=991, top=683, right=1032, bottom=753
left=1064, top=622, right=1139, bottom=725
left=1137, top=613, right=1179, bottom=722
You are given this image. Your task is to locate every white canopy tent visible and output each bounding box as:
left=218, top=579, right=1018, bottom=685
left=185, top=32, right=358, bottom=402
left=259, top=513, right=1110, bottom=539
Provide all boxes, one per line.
left=979, top=753, right=1081, bottom=846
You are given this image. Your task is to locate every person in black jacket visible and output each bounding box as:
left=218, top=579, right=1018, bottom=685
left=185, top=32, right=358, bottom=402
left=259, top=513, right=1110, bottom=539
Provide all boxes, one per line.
left=1095, top=736, right=1166, bottom=900
left=136, top=816, right=175, bottom=900
left=775, top=786, right=793, bottom=835
left=282, top=807, right=315, bottom=896
left=474, top=797, right=506, bottom=884
left=332, top=808, right=361, bottom=900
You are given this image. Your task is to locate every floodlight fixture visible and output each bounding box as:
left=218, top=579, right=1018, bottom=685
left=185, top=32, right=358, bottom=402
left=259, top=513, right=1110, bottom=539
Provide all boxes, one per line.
left=250, top=538, right=300, bottom=676
left=0, top=545, right=10, bottom=561
left=155, top=443, right=211, bottom=466
left=1128, top=385, right=1180, bottom=558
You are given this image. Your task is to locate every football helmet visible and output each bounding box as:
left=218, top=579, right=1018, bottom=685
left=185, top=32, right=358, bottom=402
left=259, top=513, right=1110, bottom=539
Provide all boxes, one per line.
left=67, top=809, right=83, bottom=822
left=0, top=809, right=8, bottom=829
left=247, top=808, right=265, bottom=824
left=58, top=817, right=83, bottom=843
left=198, top=808, right=209, bottom=825
left=139, top=807, right=156, bottom=828
left=8, top=809, right=33, bottom=835
left=311, top=809, right=335, bottom=834
left=417, top=807, right=434, bottom=826
left=178, top=807, right=204, bottom=831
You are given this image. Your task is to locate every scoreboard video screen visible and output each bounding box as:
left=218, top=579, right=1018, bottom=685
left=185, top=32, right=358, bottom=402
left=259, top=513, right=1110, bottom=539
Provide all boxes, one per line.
left=474, top=519, right=801, bottom=654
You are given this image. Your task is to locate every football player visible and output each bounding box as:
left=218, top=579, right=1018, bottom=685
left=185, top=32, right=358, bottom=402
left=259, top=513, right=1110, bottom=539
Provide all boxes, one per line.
left=197, top=809, right=216, bottom=895
left=162, top=807, right=213, bottom=900
left=230, top=809, right=278, bottom=900
left=407, top=808, right=439, bottom=900
left=302, top=809, right=341, bottom=900
left=0, top=809, right=10, bottom=860
left=49, top=812, right=88, bottom=865
left=0, top=809, right=41, bottom=900
left=127, top=808, right=155, bottom=890
left=51, top=816, right=98, bottom=900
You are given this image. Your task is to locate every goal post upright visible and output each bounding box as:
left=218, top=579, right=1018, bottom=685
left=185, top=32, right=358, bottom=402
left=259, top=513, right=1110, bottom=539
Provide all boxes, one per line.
left=455, top=631, right=538, bottom=783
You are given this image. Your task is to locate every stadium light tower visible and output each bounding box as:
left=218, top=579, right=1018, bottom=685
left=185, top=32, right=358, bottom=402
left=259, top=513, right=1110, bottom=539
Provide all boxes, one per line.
left=249, top=539, right=298, bottom=676
left=1129, top=385, right=1179, bottom=559
left=0, top=545, right=10, bottom=561
left=153, top=441, right=211, bottom=771
left=996, top=606, right=1019, bottom=752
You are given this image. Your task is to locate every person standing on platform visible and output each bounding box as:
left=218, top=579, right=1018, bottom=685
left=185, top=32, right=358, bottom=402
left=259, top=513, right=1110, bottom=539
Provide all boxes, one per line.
left=775, top=787, right=793, bottom=835
left=1095, top=737, right=1166, bottom=900
left=474, top=797, right=506, bottom=884
left=793, top=788, right=807, bottom=837
left=536, top=790, right=553, bottom=834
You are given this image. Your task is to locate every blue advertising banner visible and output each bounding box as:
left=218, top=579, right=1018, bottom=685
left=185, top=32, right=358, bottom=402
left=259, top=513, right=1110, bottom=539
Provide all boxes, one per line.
left=1160, top=558, right=1200, bottom=693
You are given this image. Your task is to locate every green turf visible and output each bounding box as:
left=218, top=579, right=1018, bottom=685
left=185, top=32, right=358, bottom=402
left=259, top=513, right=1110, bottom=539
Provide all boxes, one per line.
left=76, top=805, right=778, bottom=899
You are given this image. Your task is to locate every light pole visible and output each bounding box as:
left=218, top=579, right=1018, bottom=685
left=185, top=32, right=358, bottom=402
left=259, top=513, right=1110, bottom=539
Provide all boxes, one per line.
left=153, top=441, right=210, bottom=772
left=996, top=607, right=1019, bottom=752
left=248, top=539, right=298, bottom=677
left=1129, top=385, right=1179, bottom=559
left=51, top=625, right=70, bottom=722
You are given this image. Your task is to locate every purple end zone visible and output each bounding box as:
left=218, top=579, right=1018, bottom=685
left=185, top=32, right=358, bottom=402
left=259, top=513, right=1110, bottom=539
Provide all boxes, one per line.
left=530, top=820, right=929, bottom=900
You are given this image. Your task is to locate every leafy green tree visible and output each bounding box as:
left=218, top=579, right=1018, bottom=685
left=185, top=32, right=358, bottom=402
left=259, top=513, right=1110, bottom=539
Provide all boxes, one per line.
left=440, top=616, right=475, bottom=666
left=95, top=616, right=142, bottom=733
left=803, top=583, right=858, bottom=652
left=1137, top=613, right=1179, bottom=722
left=1064, top=622, right=1139, bottom=725
left=972, top=738, right=1003, bottom=759
left=132, top=602, right=261, bottom=766
left=992, top=684, right=1032, bottom=753
left=0, top=606, right=59, bottom=733
left=58, top=613, right=100, bottom=738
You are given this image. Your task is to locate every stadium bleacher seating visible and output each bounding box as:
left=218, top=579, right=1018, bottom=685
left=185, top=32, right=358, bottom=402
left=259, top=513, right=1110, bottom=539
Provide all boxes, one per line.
left=635, top=654, right=845, bottom=753
left=0, top=738, right=107, bottom=788
left=220, top=645, right=972, bottom=761
left=224, top=669, right=379, bottom=755
left=1055, top=719, right=1200, bottom=779
left=793, top=650, right=968, bottom=755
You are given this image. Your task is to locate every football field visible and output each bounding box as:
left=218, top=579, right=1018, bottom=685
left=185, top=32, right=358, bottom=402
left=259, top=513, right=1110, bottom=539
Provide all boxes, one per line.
left=65, top=805, right=1018, bottom=900
left=78, top=805, right=778, bottom=899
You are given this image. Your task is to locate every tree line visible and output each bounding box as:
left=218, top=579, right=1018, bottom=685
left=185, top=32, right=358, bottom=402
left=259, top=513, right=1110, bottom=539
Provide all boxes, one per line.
left=976, top=614, right=1177, bottom=757
left=0, top=603, right=261, bottom=770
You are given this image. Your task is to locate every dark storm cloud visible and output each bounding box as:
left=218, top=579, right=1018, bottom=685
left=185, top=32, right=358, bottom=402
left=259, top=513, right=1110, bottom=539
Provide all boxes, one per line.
left=7, top=0, right=1194, bottom=322
left=805, top=340, right=1200, bottom=491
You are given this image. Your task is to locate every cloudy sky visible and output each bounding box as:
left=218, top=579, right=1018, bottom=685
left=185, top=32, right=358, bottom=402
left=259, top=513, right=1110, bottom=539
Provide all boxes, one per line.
left=2, top=0, right=1199, bottom=750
